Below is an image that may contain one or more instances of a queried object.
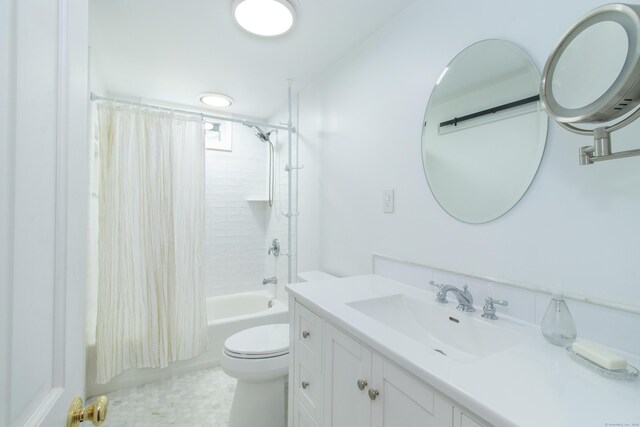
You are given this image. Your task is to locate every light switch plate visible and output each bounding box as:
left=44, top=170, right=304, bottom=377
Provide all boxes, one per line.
left=383, top=189, right=394, bottom=213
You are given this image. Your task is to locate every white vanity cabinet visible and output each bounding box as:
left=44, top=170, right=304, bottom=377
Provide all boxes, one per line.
left=324, top=323, right=454, bottom=427
left=323, top=323, right=373, bottom=426
left=370, top=350, right=456, bottom=427
left=453, top=410, right=484, bottom=427
left=291, top=301, right=486, bottom=427
left=292, top=397, right=318, bottom=427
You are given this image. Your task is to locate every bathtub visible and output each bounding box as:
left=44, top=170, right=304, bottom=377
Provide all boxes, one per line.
left=86, top=290, right=289, bottom=397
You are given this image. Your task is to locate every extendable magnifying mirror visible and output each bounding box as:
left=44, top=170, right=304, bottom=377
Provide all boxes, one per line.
left=540, top=3, right=640, bottom=165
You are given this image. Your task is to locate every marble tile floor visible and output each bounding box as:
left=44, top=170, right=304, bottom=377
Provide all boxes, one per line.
left=99, top=367, right=236, bottom=427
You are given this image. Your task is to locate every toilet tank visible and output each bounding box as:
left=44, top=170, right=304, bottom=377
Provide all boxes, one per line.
left=296, top=270, right=337, bottom=283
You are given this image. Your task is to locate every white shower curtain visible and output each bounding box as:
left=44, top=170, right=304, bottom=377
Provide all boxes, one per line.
left=95, top=103, right=207, bottom=383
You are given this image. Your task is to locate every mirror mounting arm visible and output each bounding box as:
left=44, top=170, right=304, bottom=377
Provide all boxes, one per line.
left=579, top=143, right=640, bottom=165
left=558, top=110, right=640, bottom=165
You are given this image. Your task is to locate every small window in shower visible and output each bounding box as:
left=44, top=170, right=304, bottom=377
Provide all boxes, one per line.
left=205, top=120, right=233, bottom=151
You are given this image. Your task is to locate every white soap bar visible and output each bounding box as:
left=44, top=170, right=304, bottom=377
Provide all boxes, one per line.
left=572, top=340, right=627, bottom=371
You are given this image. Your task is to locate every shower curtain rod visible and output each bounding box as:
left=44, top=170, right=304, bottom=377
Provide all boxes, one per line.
left=90, top=92, right=289, bottom=131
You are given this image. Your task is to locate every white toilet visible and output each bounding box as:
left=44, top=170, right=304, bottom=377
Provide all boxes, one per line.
left=221, top=323, right=290, bottom=427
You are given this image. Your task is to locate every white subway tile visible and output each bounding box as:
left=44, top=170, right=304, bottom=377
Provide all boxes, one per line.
left=204, top=123, right=273, bottom=296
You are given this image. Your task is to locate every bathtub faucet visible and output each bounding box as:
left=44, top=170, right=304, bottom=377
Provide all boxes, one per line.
left=263, top=276, right=278, bottom=285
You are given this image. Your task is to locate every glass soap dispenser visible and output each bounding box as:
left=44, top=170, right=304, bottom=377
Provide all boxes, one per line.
left=541, top=294, right=577, bottom=346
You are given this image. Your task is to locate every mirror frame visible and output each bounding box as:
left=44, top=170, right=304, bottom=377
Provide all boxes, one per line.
left=540, top=3, right=640, bottom=124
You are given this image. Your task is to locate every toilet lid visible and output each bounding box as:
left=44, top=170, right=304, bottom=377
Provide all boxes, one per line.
left=224, top=323, right=289, bottom=359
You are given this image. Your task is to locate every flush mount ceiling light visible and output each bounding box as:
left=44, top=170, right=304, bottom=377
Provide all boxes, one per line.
left=232, top=0, right=295, bottom=37
left=199, top=93, right=233, bottom=108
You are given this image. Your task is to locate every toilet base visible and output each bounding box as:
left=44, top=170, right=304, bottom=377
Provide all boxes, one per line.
left=228, top=376, right=286, bottom=427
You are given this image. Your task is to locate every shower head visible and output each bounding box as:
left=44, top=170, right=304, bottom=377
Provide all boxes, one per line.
left=254, top=128, right=271, bottom=143
left=243, top=123, right=275, bottom=145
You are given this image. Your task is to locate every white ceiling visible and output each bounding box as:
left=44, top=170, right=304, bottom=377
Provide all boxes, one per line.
left=89, top=0, right=414, bottom=120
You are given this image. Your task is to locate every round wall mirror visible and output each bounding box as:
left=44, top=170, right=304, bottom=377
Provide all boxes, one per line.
left=421, top=39, right=548, bottom=224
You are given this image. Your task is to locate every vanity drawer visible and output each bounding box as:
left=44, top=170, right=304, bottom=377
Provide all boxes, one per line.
left=293, top=302, right=324, bottom=421
left=294, top=347, right=322, bottom=419
left=294, top=302, right=323, bottom=356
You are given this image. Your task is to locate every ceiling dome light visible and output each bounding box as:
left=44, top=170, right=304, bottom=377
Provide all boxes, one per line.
left=232, top=0, right=295, bottom=37
left=199, top=93, right=233, bottom=108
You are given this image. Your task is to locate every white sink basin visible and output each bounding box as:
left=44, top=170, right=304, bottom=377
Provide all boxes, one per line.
left=348, top=294, right=528, bottom=363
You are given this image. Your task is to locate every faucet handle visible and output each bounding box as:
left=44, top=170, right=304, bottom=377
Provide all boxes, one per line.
left=430, top=281, right=448, bottom=303
left=482, top=297, right=508, bottom=320
left=486, top=297, right=508, bottom=306
left=268, top=238, right=280, bottom=257
left=429, top=280, right=443, bottom=289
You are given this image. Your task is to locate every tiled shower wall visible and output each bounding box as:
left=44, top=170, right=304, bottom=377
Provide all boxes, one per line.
left=205, top=121, right=297, bottom=297
left=205, top=123, right=271, bottom=297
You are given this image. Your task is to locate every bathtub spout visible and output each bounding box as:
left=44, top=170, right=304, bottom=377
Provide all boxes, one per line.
left=262, top=276, right=278, bottom=285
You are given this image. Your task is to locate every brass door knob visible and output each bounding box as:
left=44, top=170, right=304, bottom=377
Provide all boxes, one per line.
left=67, top=396, right=109, bottom=427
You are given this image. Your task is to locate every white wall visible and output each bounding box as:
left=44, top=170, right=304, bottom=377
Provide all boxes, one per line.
left=0, top=0, right=13, bottom=419
left=297, top=0, right=640, bottom=309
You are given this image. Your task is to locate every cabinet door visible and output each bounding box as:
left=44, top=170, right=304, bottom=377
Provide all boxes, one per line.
left=371, top=356, right=453, bottom=427
left=294, top=397, right=319, bottom=427
left=323, top=324, right=372, bottom=427
left=453, top=407, right=486, bottom=427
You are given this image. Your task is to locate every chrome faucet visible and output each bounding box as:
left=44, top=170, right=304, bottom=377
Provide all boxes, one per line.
left=430, top=281, right=476, bottom=312
left=263, top=276, right=278, bottom=285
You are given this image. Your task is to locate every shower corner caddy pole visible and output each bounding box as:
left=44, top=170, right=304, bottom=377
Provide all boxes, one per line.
left=287, top=80, right=294, bottom=285
left=295, top=91, right=300, bottom=286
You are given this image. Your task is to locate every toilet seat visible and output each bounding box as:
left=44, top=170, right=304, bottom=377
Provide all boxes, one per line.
left=223, top=323, right=289, bottom=359
left=221, top=323, right=290, bottom=382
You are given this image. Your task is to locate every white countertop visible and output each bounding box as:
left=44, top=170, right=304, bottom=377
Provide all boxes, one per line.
left=286, top=274, right=640, bottom=427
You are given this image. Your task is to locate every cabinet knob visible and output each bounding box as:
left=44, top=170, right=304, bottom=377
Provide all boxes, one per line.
left=357, top=379, right=368, bottom=390
left=368, top=388, right=380, bottom=400
left=302, top=330, right=310, bottom=338
left=301, top=380, right=310, bottom=389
